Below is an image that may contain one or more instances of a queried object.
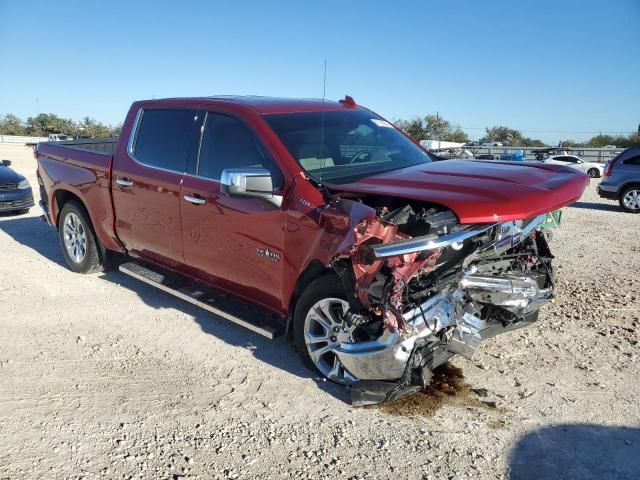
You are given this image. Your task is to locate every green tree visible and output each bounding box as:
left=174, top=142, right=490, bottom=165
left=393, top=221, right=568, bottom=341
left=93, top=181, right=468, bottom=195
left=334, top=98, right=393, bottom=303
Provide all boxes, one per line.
left=25, top=113, right=75, bottom=136
left=483, top=126, right=523, bottom=146
left=423, top=114, right=451, bottom=140
left=0, top=114, right=26, bottom=135
left=445, top=128, right=469, bottom=143
left=77, top=117, right=116, bottom=137
left=111, top=123, right=123, bottom=137
left=395, top=114, right=469, bottom=143
left=624, top=133, right=640, bottom=147
left=587, top=134, right=616, bottom=147
left=521, top=137, right=546, bottom=147
left=394, top=118, right=428, bottom=141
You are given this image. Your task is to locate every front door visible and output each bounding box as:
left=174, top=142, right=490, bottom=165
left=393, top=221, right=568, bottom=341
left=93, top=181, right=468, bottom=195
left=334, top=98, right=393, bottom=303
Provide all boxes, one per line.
left=180, top=111, right=286, bottom=310
left=112, top=108, right=200, bottom=266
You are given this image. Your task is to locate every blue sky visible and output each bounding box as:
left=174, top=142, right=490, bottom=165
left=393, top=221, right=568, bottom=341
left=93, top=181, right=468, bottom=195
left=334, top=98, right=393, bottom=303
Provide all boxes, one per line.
left=1, top=0, right=638, bottom=143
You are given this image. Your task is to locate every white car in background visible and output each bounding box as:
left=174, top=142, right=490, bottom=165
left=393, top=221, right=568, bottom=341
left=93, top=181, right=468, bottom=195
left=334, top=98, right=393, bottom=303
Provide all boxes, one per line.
left=48, top=134, right=74, bottom=142
left=543, top=154, right=604, bottom=178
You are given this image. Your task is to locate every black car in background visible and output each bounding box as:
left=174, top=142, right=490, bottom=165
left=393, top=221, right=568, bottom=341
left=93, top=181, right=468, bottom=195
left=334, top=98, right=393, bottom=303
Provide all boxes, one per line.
left=0, top=160, right=34, bottom=214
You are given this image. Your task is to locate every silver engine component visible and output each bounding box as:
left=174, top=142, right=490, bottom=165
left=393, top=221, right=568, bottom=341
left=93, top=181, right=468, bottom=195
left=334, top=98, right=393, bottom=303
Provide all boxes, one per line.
left=461, top=274, right=552, bottom=316
left=335, top=271, right=551, bottom=381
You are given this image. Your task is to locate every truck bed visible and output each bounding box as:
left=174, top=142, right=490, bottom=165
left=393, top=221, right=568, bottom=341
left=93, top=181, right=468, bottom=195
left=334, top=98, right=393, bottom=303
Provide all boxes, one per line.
left=51, top=137, right=119, bottom=155
left=35, top=138, right=123, bottom=252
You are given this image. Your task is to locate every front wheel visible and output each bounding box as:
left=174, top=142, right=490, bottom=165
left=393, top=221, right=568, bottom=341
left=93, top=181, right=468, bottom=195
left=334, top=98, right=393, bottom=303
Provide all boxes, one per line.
left=587, top=168, right=600, bottom=178
left=58, top=201, right=106, bottom=273
left=293, top=275, right=359, bottom=385
left=619, top=186, right=640, bottom=213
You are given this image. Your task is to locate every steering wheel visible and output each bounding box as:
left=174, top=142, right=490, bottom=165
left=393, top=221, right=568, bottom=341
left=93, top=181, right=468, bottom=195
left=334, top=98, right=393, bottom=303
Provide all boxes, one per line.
left=349, top=150, right=371, bottom=164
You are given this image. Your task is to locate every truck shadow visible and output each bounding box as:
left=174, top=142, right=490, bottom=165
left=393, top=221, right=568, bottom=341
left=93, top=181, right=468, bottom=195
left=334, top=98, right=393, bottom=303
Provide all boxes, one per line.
left=509, top=424, right=640, bottom=480
left=569, top=201, right=621, bottom=212
left=0, top=215, right=349, bottom=403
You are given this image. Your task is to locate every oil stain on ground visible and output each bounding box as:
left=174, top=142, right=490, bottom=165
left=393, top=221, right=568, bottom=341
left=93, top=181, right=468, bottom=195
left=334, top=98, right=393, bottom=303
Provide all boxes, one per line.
left=372, top=363, right=487, bottom=417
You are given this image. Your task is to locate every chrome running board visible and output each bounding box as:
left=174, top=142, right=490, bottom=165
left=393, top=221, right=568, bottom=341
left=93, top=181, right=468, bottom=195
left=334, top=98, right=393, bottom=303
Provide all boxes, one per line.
left=119, top=261, right=284, bottom=339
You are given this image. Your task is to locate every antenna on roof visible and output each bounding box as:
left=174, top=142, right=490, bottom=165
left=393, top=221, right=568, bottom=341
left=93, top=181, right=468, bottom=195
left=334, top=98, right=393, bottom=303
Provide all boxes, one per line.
left=319, top=59, right=327, bottom=187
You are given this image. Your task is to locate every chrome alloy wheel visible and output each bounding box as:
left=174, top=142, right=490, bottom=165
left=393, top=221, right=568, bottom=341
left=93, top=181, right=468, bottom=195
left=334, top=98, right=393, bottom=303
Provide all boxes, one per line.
left=303, top=298, right=358, bottom=384
left=63, top=212, right=87, bottom=264
left=623, top=189, right=640, bottom=211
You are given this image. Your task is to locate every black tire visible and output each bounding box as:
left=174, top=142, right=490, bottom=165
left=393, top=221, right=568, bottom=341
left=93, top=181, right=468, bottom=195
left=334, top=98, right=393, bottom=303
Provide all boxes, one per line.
left=587, top=168, right=600, bottom=178
left=293, top=274, right=347, bottom=379
left=619, top=186, right=640, bottom=213
left=58, top=201, right=106, bottom=273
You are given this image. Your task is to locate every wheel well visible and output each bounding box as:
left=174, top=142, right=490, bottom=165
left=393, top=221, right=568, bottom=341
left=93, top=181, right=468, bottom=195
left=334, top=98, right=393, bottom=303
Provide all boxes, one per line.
left=618, top=182, right=640, bottom=197
left=53, top=190, right=84, bottom=226
left=285, top=260, right=335, bottom=338
left=53, top=189, right=109, bottom=262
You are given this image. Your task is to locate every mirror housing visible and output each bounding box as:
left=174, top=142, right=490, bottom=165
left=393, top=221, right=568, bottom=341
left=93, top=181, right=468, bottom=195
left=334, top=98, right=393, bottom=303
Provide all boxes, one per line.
left=1, top=160, right=12, bottom=167
left=220, top=168, right=281, bottom=205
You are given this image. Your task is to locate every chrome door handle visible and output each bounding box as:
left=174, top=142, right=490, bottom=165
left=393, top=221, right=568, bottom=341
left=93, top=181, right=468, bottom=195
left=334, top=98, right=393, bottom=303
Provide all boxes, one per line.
left=183, top=194, right=206, bottom=205
left=116, top=177, right=133, bottom=187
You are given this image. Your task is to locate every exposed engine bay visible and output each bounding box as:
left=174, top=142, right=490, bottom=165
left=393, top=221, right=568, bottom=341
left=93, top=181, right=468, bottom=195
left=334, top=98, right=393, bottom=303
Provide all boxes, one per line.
left=323, top=195, right=555, bottom=406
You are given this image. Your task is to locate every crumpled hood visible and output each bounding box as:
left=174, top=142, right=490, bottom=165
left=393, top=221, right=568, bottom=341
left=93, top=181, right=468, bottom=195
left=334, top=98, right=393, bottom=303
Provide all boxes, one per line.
left=328, top=160, right=589, bottom=224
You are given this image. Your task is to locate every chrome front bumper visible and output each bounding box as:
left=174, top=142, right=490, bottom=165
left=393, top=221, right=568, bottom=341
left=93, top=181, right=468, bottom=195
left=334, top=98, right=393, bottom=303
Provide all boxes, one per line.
left=336, top=272, right=553, bottom=382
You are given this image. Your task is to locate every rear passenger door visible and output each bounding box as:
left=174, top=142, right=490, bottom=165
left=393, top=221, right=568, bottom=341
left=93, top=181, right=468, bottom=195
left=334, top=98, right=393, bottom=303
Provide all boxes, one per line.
left=112, top=108, right=200, bottom=266
left=180, top=111, right=286, bottom=311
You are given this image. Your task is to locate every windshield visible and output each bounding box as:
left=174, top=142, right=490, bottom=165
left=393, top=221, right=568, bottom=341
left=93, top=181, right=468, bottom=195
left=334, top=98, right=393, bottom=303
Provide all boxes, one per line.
left=264, top=110, right=433, bottom=184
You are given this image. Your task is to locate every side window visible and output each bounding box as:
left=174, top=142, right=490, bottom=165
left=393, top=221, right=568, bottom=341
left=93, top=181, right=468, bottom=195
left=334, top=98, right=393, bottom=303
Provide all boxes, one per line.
left=197, top=112, right=282, bottom=188
left=133, top=109, right=197, bottom=172
left=623, top=155, right=640, bottom=166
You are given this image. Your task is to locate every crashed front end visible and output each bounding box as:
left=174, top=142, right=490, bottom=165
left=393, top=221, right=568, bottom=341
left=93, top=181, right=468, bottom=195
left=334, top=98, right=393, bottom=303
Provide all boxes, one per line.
left=326, top=201, right=555, bottom=406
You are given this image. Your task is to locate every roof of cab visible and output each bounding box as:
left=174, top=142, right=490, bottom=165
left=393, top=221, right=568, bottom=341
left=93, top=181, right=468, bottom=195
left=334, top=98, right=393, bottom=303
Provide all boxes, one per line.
left=150, top=95, right=363, bottom=115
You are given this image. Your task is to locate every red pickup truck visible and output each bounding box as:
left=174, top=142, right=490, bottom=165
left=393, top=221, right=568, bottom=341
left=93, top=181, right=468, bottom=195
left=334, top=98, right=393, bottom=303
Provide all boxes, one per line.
left=35, top=96, right=588, bottom=405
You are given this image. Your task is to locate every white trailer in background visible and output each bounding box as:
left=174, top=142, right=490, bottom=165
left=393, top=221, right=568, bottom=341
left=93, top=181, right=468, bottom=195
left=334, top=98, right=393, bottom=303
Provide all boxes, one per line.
left=419, top=139, right=465, bottom=150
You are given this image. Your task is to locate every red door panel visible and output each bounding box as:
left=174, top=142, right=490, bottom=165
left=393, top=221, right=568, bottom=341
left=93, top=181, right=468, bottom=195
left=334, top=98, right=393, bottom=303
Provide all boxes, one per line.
left=112, top=107, right=199, bottom=267
left=180, top=176, right=285, bottom=311
left=112, top=162, right=184, bottom=266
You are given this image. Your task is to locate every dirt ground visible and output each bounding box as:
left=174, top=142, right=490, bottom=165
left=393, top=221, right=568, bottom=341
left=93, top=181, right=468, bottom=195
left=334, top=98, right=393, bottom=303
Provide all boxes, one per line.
left=1, top=143, right=639, bottom=480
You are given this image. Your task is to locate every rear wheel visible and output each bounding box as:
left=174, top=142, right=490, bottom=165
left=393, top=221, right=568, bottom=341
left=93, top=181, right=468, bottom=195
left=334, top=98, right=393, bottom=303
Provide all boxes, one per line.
left=619, top=186, right=640, bottom=213
left=587, top=168, right=600, bottom=178
left=293, top=275, right=359, bottom=384
left=58, top=201, right=106, bottom=273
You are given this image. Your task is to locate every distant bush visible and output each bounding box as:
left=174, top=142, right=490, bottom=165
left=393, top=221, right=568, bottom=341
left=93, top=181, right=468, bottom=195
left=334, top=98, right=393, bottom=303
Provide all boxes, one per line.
left=0, top=113, right=121, bottom=137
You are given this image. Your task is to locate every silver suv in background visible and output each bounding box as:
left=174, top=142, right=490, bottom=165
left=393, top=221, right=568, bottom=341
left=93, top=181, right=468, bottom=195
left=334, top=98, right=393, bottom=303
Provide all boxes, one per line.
left=597, top=147, right=640, bottom=213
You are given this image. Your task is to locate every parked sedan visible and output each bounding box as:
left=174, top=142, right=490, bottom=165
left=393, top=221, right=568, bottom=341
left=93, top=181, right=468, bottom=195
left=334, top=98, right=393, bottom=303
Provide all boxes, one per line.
left=598, top=147, right=640, bottom=213
left=0, top=160, right=34, bottom=214
left=543, top=155, right=604, bottom=178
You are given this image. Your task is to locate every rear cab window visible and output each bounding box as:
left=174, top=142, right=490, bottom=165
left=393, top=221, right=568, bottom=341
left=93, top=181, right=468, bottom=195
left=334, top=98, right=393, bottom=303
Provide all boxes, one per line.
left=131, top=109, right=198, bottom=172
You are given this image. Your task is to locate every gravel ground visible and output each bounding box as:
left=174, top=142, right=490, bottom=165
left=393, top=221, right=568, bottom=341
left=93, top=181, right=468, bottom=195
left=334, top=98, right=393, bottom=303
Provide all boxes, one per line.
left=1, top=143, right=639, bottom=480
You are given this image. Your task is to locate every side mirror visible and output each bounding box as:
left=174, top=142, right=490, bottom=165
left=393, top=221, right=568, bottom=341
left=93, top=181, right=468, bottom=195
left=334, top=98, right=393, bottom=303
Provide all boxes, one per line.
left=220, top=168, right=281, bottom=206
left=1, top=160, right=11, bottom=167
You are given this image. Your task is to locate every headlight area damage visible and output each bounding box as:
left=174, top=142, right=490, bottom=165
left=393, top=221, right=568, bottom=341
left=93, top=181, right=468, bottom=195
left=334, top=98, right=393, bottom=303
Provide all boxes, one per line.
left=320, top=197, right=554, bottom=406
